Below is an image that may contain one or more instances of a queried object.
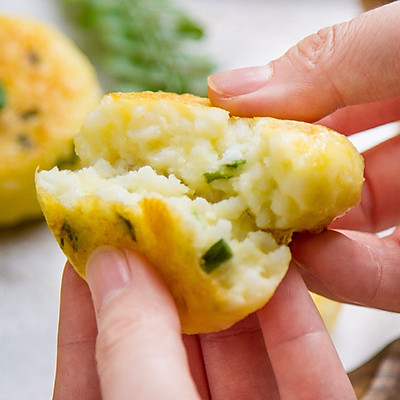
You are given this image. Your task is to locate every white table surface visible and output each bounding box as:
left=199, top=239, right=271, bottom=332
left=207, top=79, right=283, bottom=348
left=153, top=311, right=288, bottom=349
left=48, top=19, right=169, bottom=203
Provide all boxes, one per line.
left=1, top=1, right=400, bottom=399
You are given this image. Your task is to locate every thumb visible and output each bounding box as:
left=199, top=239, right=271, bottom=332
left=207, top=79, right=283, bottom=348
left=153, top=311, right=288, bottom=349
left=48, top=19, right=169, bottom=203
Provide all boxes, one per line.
left=86, top=247, right=200, bottom=400
left=208, top=2, right=400, bottom=122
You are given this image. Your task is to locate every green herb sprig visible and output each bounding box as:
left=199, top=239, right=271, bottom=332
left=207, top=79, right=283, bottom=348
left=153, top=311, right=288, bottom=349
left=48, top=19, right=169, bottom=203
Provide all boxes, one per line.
left=201, top=238, right=233, bottom=273
left=0, top=82, right=6, bottom=110
left=58, top=0, right=216, bottom=95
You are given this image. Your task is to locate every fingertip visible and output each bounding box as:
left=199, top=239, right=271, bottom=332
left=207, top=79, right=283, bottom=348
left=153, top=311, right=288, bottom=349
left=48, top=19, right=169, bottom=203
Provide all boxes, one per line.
left=86, top=246, right=131, bottom=314
left=290, top=230, right=339, bottom=267
left=207, top=65, right=277, bottom=117
left=85, top=246, right=178, bottom=321
left=207, top=61, right=330, bottom=120
left=88, top=248, right=199, bottom=399
left=208, top=65, right=272, bottom=98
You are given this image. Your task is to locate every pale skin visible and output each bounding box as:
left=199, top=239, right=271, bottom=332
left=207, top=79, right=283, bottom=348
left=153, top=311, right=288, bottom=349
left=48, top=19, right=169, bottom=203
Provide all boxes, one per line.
left=53, top=3, right=400, bottom=399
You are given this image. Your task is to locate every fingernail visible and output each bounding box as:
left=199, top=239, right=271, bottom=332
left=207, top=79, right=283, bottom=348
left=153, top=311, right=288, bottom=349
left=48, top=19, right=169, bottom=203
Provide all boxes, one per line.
left=208, top=64, right=273, bottom=97
left=86, top=246, right=131, bottom=313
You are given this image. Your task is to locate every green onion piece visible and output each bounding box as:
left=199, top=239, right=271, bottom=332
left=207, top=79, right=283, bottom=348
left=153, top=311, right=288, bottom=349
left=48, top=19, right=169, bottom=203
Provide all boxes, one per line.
left=201, top=239, right=233, bottom=273
left=0, top=83, right=6, bottom=110
left=60, top=221, right=79, bottom=252
left=225, top=159, right=246, bottom=169
left=203, top=160, right=246, bottom=183
left=17, top=134, right=34, bottom=150
left=203, top=171, right=232, bottom=183
left=20, top=109, right=40, bottom=120
left=119, top=214, right=137, bottom=242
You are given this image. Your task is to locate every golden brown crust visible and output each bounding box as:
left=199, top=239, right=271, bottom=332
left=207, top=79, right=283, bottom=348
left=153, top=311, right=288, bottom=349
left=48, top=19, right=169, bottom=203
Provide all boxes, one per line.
left=0, top=15, right=102, bottom=226
left=107, top=91, right=211, bottom=107
left=36, top=91, right=363, bottom=333
left=37, top=186, right=259, bottom=333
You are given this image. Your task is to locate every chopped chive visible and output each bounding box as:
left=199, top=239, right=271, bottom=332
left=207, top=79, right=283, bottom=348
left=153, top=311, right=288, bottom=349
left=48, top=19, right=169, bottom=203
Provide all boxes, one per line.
left=203, top=171, right=232, bottom=183
left=17, top=134, right=34, bottom=149
left=21, top=109, right=40, bottom=120
left=201, top=239, right=233, bottom=273
left=191, top=210, right=200, bottom=220
left=0, top=83, right=6, bottom=110
left=225, top=159, right=246, bottom=169
left=27, top=50, right=40, bottom=65
left=60, top=221, right=79, bottom=252
left=203, top=160, right=246, bottom=183
left=119, top=214, right=137, bottom=242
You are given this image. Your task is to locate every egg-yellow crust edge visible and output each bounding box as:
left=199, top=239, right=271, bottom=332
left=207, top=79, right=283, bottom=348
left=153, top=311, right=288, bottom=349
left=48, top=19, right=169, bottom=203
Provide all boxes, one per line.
left=37, top=187, right=288, bottom=334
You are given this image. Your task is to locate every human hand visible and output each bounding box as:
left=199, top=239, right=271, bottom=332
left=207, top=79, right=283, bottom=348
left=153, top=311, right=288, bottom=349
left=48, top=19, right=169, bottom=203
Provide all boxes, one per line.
left=208, top=2, right=400, bottom=313
left=52, top=4, right=400, bottom=399
left=52, top=248, right=355, bottom=399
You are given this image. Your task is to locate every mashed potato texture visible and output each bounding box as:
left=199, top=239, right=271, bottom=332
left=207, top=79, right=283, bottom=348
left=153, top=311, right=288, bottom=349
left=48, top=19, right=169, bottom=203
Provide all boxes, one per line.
left=36, top=92, right=364, bottom=333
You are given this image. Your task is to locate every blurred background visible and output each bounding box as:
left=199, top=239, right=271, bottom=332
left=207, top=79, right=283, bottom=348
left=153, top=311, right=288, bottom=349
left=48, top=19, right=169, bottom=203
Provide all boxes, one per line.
left=0, top=1, right=399, bottom=399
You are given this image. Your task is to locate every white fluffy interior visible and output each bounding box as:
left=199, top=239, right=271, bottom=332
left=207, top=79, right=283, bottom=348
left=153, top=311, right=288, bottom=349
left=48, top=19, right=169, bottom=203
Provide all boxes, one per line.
left=74, top=98, right=358, bottom=232
left=37, top=96, right=359, bottom=305
left=38, top=154, right=290, bottom=306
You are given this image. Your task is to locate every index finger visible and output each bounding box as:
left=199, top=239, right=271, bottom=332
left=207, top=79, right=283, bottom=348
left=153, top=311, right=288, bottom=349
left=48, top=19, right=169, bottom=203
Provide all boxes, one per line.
left=53, top=263, right=101, bottom=400
left=257, top=264, right=356, bottom=400
left=208, top=3, right=400, bottom=123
